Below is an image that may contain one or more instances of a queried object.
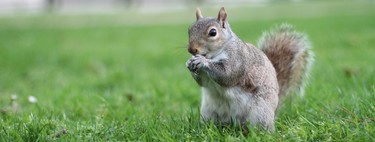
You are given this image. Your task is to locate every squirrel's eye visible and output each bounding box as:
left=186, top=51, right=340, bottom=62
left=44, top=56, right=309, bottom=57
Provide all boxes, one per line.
left=208, top=28, right=217, bottom=37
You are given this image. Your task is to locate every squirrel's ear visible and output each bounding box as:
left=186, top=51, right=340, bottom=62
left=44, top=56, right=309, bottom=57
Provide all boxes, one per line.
left=217, top=7, right=227, bottom=28
left=196, top=8, right=203, bottom=20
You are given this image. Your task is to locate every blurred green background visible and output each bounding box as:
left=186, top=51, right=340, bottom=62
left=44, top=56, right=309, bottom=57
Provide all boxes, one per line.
left=0, top=0, right=374, bottom=141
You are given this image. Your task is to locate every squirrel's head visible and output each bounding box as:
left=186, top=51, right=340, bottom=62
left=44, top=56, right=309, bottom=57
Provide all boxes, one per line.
left=188, top=7, right=234, bottom=59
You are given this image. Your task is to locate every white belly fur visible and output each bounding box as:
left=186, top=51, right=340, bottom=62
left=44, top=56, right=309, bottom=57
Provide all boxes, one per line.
left=200, top=78, right=275, bottom=128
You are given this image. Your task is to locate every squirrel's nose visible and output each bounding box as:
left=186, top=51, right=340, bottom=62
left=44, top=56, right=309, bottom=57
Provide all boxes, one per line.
left=188, top=46, right=198, bottom=55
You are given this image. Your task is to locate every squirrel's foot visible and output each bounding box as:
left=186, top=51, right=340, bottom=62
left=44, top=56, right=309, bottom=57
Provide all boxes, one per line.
left=186, top=55, right=208, bottom=74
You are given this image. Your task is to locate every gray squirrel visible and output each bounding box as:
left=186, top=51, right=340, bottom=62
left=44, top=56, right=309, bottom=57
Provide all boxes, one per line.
left=186, top=7, right=314, bottom=132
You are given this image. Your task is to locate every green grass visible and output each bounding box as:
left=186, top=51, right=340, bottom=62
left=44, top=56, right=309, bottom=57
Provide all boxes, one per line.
left=1, top=1, right=375, bottom=141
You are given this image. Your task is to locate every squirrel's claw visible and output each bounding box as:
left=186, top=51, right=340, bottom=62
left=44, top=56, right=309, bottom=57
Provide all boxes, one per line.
left=186, top=55, right=207, bottom=74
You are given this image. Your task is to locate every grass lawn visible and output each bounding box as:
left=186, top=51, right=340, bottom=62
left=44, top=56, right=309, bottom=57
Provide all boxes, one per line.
left=0, top=1, right=374, bottom=141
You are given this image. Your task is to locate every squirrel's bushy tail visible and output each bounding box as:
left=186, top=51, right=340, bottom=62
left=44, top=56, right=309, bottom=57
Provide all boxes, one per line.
left=258, top=23, right=314, bottom=97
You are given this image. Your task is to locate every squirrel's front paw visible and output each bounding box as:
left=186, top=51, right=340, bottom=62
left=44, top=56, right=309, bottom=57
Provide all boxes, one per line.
left=186, top=55, right=207, bottom=73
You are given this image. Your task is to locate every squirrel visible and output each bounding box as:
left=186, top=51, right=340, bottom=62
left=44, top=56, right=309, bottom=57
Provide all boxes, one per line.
left=186, top=7, right=313, bottom=132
